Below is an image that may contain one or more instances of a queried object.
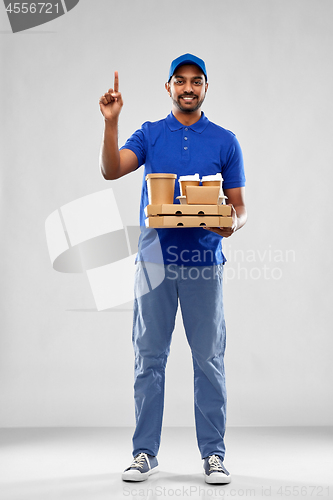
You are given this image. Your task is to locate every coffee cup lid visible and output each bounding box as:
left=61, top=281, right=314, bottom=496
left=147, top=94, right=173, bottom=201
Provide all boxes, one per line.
left=178, top=174, right=200, bottom=182
left=145, top=173, right=177, bottom=180
left=201, top=173, right=223, bottom=182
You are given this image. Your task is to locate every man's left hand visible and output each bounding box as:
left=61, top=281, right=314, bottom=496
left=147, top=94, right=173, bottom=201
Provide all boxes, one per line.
left=204, top=204, right=238, bottom=238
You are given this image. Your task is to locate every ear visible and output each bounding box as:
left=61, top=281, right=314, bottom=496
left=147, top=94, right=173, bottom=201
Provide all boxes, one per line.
left=165, top=81, right=171, bottom=96
left=205, top=82, right=209, bottom=93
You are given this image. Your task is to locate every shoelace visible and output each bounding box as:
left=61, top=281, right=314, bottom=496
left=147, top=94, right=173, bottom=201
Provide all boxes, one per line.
left=129, top=453, right=148, bottom=469
left=208, top=455, right=224, bottom=472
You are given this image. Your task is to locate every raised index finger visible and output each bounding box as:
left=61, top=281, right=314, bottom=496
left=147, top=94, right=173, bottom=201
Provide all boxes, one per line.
left=114, top=71, right=119, bottom=92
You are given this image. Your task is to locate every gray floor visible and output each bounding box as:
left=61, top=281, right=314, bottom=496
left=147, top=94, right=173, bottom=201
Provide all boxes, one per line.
left=0, top=427, right=332, bottom=499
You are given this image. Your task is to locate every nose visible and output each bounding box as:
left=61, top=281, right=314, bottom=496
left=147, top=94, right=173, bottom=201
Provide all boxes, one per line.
left=184, top=81, right=194, bottom=93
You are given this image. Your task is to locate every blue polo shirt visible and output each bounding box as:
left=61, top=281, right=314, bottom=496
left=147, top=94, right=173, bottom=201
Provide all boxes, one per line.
left=120, top=112, right=245, bottom=266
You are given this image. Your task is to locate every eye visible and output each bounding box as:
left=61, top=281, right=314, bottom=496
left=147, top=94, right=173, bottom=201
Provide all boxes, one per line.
left=194, top=80, right=203, bottom=85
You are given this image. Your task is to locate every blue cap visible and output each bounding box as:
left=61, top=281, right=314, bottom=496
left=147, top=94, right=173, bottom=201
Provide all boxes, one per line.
left=168, top=53, right=207, bottom=82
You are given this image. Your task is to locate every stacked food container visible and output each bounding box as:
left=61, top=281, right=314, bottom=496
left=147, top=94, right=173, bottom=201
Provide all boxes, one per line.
left=145, top=173, right=232, bottom=228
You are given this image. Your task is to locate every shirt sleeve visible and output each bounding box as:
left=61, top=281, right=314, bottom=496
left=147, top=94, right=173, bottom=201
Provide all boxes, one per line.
left=222, top=135, right=246, bottom=189
left=120, top=126, right=146, bottom=167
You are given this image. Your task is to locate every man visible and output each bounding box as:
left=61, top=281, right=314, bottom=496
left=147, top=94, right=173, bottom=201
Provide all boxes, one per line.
left=99, top=54, right=247, bottom=484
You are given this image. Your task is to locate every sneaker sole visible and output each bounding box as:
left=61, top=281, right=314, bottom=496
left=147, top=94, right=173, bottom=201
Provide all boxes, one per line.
left=204, top=471, right=231, bottom=484
left=122, top=466, right=159, bottom=482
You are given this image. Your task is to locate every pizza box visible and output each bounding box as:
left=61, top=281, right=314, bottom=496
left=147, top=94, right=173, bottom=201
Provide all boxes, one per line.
left=145, top=216, right=233, bottom=228
left=144, top=204, right=232, bottom=217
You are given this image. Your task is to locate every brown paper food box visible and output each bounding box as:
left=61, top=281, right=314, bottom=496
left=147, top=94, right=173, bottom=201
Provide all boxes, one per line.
left=145, top=204, right=232, bottom=217
left=185, top=186, right=220, bottom=205
left=145, top=216, right=232, bottom=228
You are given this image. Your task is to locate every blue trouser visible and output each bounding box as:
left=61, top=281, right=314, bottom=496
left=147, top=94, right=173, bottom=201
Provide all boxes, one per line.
left=131, top=262, right=227, bottom=460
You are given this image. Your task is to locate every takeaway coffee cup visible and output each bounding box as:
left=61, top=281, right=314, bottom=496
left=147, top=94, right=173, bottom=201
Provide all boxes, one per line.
left=178, top=174, right=200, bottom=196
left=201, top=173, right=223, bottom=194
left=146, top=173, right=177, bottom=205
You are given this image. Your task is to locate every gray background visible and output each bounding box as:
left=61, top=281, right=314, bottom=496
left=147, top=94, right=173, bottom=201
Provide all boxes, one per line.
left=0, top=0, right=332, bottom=428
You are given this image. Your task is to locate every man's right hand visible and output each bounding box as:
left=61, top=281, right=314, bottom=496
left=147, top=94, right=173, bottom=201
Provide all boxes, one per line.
left=99, top=71, right=123, bottom=123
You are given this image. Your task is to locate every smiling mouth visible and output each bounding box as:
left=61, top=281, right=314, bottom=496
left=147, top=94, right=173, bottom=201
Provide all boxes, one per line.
left=180, top=96, right=197, bottom=102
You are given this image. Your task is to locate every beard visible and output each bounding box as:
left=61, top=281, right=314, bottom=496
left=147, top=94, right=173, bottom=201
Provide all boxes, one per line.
left=171, top=91, right=206, bottom=113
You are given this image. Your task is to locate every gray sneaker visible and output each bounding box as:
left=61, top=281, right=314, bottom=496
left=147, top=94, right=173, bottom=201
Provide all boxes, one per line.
left=203, top=455, right=231, bottom=484
left=122, top=453, right=159, bottom=482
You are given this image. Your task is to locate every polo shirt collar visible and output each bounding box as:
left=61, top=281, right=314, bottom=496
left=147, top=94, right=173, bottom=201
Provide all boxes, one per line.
left=166, top=112, right=209, bottom=134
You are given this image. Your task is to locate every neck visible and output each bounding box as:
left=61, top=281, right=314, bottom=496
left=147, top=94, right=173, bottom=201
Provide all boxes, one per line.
left=171, top=106, right=202, bottom=126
